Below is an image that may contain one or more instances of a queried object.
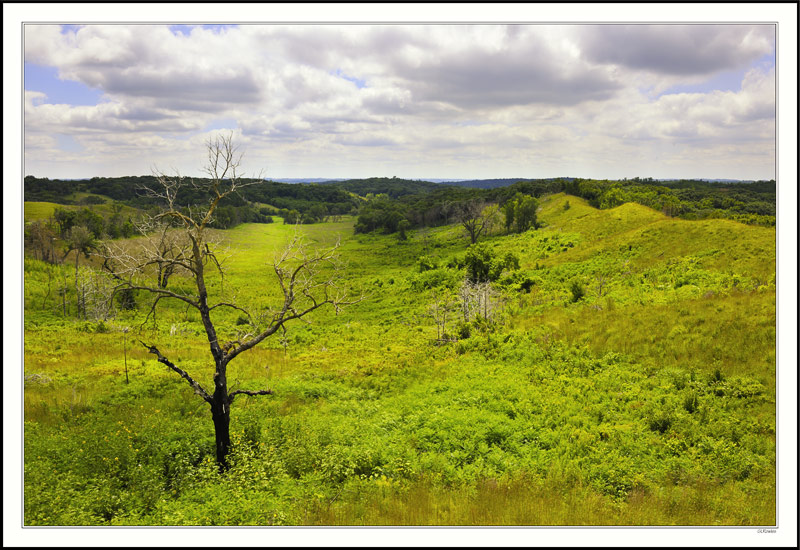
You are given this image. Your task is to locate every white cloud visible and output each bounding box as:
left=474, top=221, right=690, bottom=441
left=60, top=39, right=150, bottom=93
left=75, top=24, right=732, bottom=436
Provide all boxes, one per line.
left=22, top=24, right=776, bottom=179
left=605, top=67, right=775, bottom=144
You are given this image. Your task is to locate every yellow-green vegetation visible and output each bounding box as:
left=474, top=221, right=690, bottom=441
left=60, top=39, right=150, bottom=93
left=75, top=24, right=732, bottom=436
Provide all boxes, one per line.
left=25, top=200, right=140, bottom=223
left=24, top=201, right=66, bottom=223
left=23, top=194, right=775, bottom=526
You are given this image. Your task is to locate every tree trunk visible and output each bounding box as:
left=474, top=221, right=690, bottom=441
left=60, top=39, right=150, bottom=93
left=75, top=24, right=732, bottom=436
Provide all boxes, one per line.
left=158, top=262, right=172, bottom=288
left=211, top=392, right=231, bottom=471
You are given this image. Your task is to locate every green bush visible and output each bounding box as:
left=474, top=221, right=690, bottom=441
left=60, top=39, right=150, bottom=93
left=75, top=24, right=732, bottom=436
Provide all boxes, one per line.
left=569, top=280, right=585, bottom=302
left=416, top=255, right=438, bottom=272
left=683, top=393, right=700, bottom=414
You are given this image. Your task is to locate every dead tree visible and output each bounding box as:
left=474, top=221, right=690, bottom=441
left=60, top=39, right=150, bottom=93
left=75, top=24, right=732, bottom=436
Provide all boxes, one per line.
left=428, top=292, right=456, bottom=343
left=131, top=220, right=193, bottom=289
left=459, top=280, right=503, bottom=322
left=454, top=200, right=499, bottom=244
left=63, top=225, right=97, bottom=318
left=472, top=281, right=502, bottom=325
left=100, top=134, right=360, bottom=469
left=76, top=266, right=116, bottom=321
left=458, top=280, right=476, bottom=324
left=458, top=279, right=505, bottom=342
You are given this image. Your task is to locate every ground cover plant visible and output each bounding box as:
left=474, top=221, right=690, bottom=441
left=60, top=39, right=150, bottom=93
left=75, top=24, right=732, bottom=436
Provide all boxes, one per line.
left=23, top=172, right=776, bottom=525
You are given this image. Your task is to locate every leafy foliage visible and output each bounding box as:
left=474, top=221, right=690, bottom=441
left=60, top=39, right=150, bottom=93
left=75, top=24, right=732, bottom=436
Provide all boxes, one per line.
left=464, top=243, right=520, bottom=283
left=354, top=197, right=409, bottom=234
left=502, top=192, right=539, bottom=233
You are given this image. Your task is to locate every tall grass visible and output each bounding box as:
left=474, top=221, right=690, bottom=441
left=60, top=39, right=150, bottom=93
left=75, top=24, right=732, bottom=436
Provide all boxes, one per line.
left=302, top=475, right=774, bottom=526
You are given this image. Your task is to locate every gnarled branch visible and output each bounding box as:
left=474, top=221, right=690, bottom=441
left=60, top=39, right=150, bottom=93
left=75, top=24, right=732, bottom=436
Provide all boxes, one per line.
left=228, top=388, right=274, bottom=403
left=222, top=235, right=365, bottom=364
left=140, top=341, right=212, bottom=404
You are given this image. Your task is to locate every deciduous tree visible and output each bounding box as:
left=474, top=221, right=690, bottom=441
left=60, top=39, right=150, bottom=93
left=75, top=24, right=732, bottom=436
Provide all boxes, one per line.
left=454, top=199, right=499, bottom=244
left=24, top=220, right=58, bottom=263
left=502, top=192, right=539, bottom=234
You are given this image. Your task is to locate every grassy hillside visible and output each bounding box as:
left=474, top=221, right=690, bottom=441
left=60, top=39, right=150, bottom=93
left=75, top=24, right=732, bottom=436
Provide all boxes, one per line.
left=22, top=195, right=776, bottom=526
left=24, top=200, right=140, bottom=224
left=507, top=194, right=776, bottom=382
left=24, top=201, right=66, bottom=222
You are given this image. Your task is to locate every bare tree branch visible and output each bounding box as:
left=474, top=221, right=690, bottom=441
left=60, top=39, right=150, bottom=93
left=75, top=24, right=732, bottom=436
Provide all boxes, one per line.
left=132, top=285, right=201, bottom=309
left=208, top=301, right=251, bottom=315
left=139, top=294, right=164, bottom=331
left=228, top=388, right=274, bottom=403
left=223, top=234, right=364, bottom=363
left=139, top=341, right=212, bottom=403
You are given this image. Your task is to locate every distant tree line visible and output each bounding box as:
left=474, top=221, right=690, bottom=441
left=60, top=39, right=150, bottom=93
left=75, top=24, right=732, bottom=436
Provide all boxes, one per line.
left=319, top=177, right=446, bottom=198
left=350, top=176, right=775, bottom=235
left=25, top=174, right=776, bottom=242
left=24, top=175, right=361, bottom=229
left=352, top=178, right=557, bottom=236
left=52, top=205, right=134, bottom=240
left=560, top=178, right=775, bottom=225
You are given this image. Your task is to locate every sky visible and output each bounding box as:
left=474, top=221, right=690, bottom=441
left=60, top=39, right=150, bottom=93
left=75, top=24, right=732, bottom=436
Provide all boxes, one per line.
left=22, top=23, right=777, bottom=181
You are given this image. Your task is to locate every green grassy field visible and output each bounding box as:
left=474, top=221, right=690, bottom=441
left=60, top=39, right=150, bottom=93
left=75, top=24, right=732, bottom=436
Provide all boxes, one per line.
left=24, top=199, right=140, bottom=224
left=24, top=201, right=65, bottom=222
left=22, top=194, right=776, bottom=526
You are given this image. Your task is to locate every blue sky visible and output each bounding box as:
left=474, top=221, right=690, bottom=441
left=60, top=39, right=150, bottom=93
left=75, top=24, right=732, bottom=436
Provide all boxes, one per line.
left=332, top=69, right=367, bottom=89
left=168, top=24, right=238, bottom=36
left=657, top=53, right=775, bottom=97
left=24, top=63, right=103, bottom=106
left=22, top=23, right=777, bottom=180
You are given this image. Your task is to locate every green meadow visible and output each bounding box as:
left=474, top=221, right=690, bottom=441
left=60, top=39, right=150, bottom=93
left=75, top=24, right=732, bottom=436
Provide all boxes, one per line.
left=22, top=194, right=776, bottom=526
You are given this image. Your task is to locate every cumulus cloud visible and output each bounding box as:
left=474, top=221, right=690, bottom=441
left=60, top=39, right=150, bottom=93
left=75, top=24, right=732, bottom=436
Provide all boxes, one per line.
left=384, top=27, right=622, bottom=109
left=25, top=99, right=205, bottom=134
left=22, top=23, right=776, bottom=179
left=593, top=66, right=776, bottom=144
left=577, top=24, right=774, bottom=76
left=26, top=25, right=262, bottom=113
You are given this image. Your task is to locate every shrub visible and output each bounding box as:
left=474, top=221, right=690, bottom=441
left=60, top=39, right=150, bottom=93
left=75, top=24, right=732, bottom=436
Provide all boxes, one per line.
left=569, top=280, right=585, bottom=302
left=464, top=244, right=519, bottom=283
left=409, top=268, right=461, bottom=291
left=465, top=244, right=494, bottom=283
left=116, top=288, right=136, bottom=310
left=648, top=413, right=673, bottom=434
left=416, top=255, right=438, bottom=272
left=683, top=393, right=700, bottom=414
left=518, top=276, right=535, bottom=293
left=397, top=219, right=411, bottom=241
